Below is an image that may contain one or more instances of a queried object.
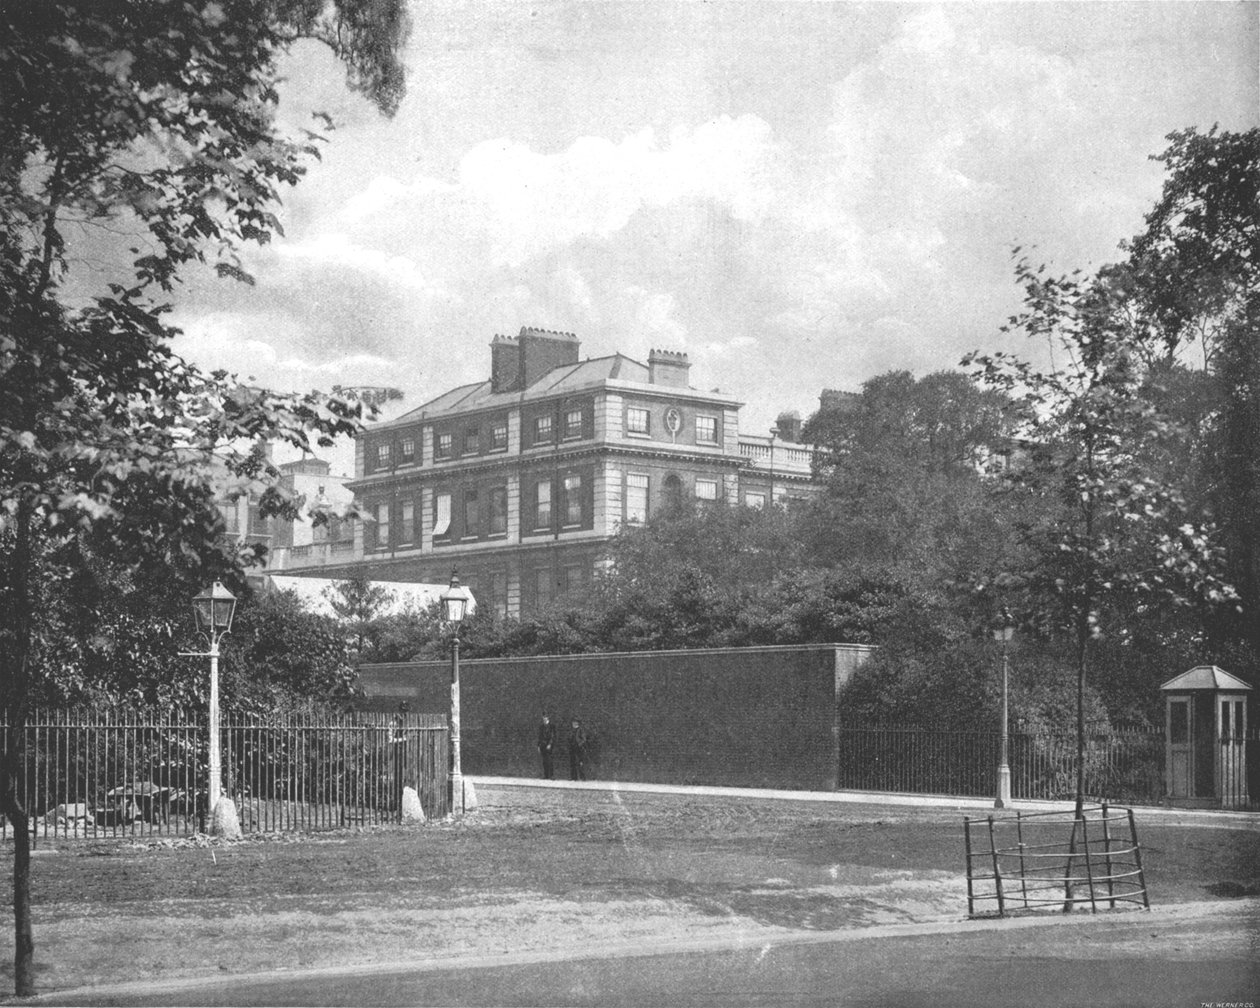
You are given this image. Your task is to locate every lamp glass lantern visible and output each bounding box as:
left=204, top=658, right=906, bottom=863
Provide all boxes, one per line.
left=992, top=608, right=1015, bottom=644
left=440, top=572, right=473, bottom=624
left=192, top=581, right=237, bottom=641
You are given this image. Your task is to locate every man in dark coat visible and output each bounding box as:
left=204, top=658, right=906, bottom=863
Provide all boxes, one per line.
left=537, top=714, right=557, bottom=779
left=568, top=718, right=590, bottom=781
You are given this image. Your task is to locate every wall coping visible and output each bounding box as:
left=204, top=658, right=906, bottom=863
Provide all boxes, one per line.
left=360, top=642, right=876, bottom=673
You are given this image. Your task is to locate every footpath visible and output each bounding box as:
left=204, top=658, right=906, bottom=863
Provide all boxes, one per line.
left=472, top=773, right=1260, bottom=825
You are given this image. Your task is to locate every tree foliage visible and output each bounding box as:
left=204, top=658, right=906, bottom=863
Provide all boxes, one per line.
left=0, top=1, right=409, bottom=994
left=1125, top=126, right=1260, bottom=656
left=801, top=370, right=1012, bottom=584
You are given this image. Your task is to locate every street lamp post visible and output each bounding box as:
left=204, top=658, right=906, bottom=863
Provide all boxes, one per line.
left=992, top=608, right=1016, bottom=809
left=439, top=570, right=474, bottom=815
left=186, top=581, right=238, bottom=834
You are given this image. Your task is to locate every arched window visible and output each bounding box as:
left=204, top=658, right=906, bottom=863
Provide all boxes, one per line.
left=662, top=473, right=684, bottom=514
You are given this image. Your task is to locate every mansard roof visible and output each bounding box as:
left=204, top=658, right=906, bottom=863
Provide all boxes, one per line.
left=391, top=353, right=660, bottom=422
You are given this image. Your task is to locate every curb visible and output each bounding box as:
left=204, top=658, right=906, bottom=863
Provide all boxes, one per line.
left=16, top=898, right=1258, bottom=1005
left=470, top=776, right=1260, bottom=825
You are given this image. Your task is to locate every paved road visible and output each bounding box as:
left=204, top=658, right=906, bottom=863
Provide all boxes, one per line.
left=58, top=904, right=1259, bottom=1008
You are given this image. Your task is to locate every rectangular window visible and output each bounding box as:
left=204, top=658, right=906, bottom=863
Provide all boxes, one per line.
left=488, top=486, right=507, bottom=535
left=695, top=415, right=717, bottom=444
left=626, top=406, right=650, bottom=435
left=489, top=570, right=508, bottom=618
left=222, top=502, right=240, bottom=535
left=248, top=502, right=270, bottom=536
left=563, top=473, right=583, bottom=525
left=436, top=432, right=453, bottom=459
left=534, top=415, right=553, bottom=443
left=559, top=563, right=585, bottom=595
left=463, top=428, right=479, bottom=455
left=534, top=479, right=552, bottom=530
left=491, top=421, right=508, bottom=451
left=432, top=492, right=452, bottom=537
left=400, top=500, right=415, bottom=543
left=375, top=443, right=391, bottom=468
left=534, top=568, right=553, bottom=609
left=695, top=478, right=718, bottom=501
left=626, top=473, right=649, bottom=523
left=400, top=437, right=415, bottom=462
left=564, top=407, right=583, bottom=439
left=744, top=491, right=766, bottom=510
left=463, top=489, right=479, bottom=537
left=375, top=501, right=391, bottom=548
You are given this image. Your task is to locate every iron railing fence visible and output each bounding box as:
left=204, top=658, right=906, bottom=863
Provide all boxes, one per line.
left=837, top=726, right=1168, bottom=803
left=1, top=709, right=449, bottom=845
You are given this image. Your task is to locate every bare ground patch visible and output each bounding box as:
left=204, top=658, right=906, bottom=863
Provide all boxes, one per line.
left=0, top=785, right=1255, bottom=996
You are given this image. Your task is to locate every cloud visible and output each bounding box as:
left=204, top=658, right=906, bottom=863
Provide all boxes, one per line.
left=335, top=114, right=782, bottom=268
left=164, top=2, right=1250, bottom=444
left=171, top=311, right=401, bottom=391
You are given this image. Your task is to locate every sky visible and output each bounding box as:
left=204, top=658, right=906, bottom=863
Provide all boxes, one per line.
left=165, top=1, right=1259, bottom=469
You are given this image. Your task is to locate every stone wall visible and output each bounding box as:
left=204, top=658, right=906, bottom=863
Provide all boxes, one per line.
left=358, top=643, right=874, bottom=790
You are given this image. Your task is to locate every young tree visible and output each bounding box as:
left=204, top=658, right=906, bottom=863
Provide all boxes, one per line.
left=0, top=2, right=409, bottom=993
left=326, top=575, right=395, bottom=659
left=966, top=257, right=1237, bottom=815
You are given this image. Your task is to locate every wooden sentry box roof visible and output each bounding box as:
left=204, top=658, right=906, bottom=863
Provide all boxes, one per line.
left=1160, top=665, right=1253, bottom=692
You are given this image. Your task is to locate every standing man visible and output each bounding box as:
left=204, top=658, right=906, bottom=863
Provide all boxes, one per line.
left=537, top=714, right=557, bottom=779
left=568, top=718, right=590, bottom=781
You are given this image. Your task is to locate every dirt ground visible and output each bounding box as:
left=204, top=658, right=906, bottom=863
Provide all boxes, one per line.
left=1, top=785, right=1257, bottom=999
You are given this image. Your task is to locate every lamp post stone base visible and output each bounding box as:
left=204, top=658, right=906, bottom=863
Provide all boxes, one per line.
left=995, top=765, right=1012, bottom=809
left=209, top=796, right=242, bottom=840
left=401, top=787, right=425, bottom=823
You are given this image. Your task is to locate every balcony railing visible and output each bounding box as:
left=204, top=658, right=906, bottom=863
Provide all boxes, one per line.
left=737, top=438, right=815, bottom=474
left=269, top=539, right=359, bottom=570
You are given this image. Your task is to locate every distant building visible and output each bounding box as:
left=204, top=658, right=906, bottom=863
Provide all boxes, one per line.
left=219, top=453, right=355, bottom=582
left=267, top=327, right=822, bottom=618
left=267, top=457, right=356, bottom=560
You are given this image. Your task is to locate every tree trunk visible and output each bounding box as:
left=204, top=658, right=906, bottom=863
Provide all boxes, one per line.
left=1, top=751, right=35, bottom=996
left=1, top=502, right=37, bottom=994
left=1075, top=622, right=1087, bottom=818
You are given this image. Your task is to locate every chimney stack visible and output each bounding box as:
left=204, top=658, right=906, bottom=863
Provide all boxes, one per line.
left=490, top=334, right=521, bottom=393
left=648, top=349, right=691, bottom=388
left=518, top=327, right=580, bottom=388
left=819, top=388, right=860, bottom=414
left=774, top=410, right=802, bottom=443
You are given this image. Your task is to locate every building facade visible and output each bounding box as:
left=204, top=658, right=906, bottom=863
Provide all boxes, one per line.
left=267, top=327, right=818, bottom=617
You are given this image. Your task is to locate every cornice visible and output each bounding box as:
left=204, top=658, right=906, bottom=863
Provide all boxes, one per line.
left=349, top=441, right=764, bottom=491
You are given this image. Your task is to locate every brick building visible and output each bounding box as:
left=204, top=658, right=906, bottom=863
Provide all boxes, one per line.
left=267, top=327, right=819, bottom=617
